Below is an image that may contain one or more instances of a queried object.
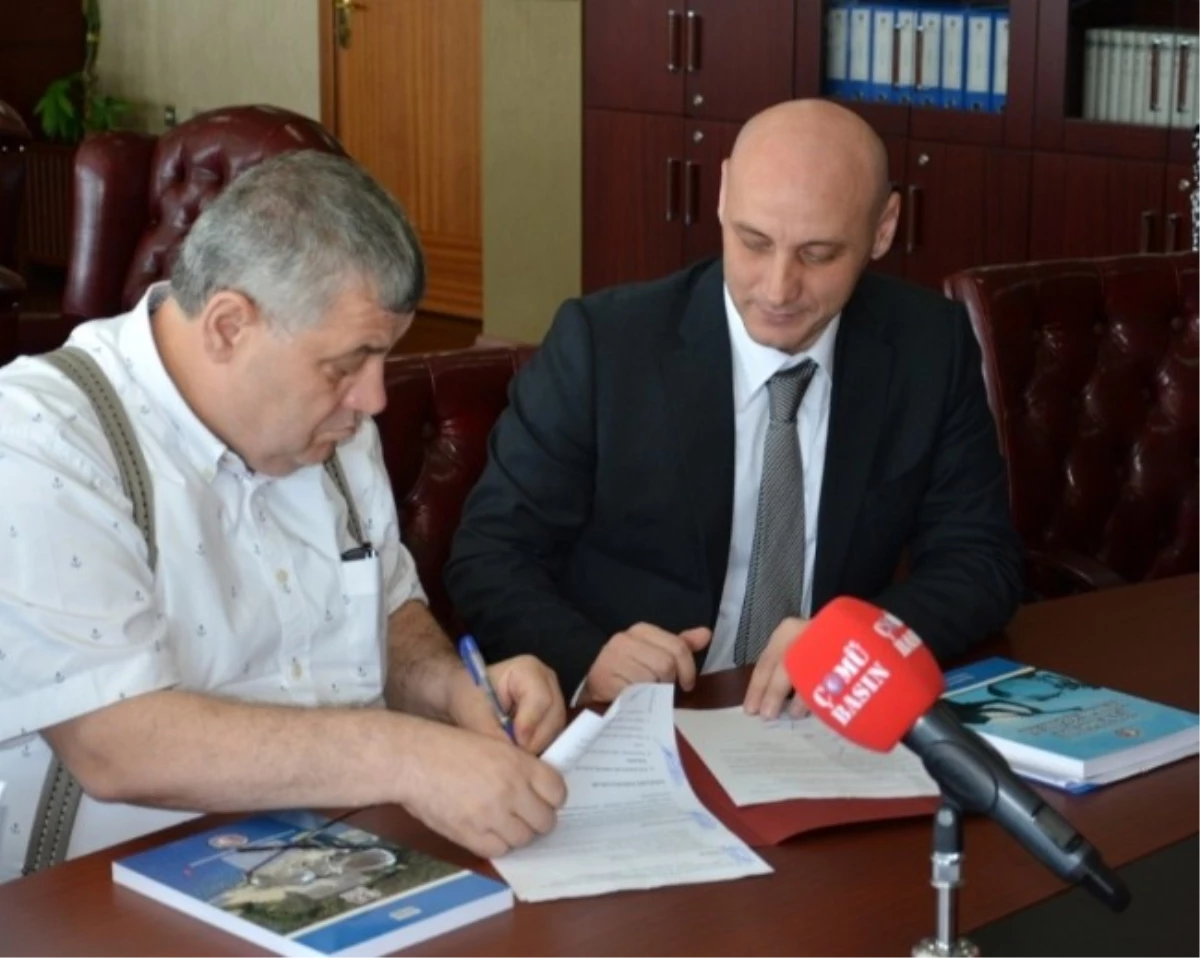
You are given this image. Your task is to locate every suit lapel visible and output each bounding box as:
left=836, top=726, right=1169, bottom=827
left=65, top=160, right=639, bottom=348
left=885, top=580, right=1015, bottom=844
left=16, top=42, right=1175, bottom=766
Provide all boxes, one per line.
left=660, top=262, right=735, bottom=610
left=813, top=283, right=893, bottom=608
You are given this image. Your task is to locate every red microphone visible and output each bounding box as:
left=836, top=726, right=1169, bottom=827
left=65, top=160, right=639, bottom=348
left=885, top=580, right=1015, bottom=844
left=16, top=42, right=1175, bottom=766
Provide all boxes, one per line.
left=783, top=596, right=945, bottom=751
left=782, top=596, right=1131, bottom=912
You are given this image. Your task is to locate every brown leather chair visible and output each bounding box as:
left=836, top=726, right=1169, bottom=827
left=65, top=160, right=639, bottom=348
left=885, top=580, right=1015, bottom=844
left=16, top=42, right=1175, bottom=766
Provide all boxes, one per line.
left=16, top=104, right=344, bottom=358
left=378, top=346, right=536, bottom=628
left=945, top=252, right=1199, bottom=599
left=0, top=99, right=30, bottom=366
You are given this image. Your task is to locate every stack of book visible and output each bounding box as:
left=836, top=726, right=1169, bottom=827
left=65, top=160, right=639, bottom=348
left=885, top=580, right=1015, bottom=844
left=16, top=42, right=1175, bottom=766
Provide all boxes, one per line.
left=112, top=811, right=512, bottom=957
left=1081, top=27, right=1198, bottom=129
left=941, top=657, right=1200, bottom=793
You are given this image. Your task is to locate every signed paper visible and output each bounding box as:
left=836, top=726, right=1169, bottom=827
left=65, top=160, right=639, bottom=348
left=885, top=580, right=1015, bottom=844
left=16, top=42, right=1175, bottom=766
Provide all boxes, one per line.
left=492, top=685, right=772, bottom=902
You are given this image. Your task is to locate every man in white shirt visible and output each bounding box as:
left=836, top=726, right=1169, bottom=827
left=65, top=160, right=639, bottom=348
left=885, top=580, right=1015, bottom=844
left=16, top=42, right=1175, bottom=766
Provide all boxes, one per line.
left=446, top=99, right=1023, bottom=717
left=0, top=151, right=566, bottom=882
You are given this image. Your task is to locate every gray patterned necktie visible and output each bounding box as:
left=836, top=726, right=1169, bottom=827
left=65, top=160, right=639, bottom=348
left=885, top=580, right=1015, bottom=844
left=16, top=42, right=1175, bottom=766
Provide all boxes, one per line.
left=734, top=359, right=818, bottom=666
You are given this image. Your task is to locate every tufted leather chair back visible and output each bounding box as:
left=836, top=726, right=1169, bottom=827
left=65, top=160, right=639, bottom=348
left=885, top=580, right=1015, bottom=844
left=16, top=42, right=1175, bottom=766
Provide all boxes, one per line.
left=945, top=252, right=1199, bottom=597
left=377, top=346, right=536, bottom=627
left=0, top=99, right=30, bottom=271
left=61, top=105, right=344, bottom=321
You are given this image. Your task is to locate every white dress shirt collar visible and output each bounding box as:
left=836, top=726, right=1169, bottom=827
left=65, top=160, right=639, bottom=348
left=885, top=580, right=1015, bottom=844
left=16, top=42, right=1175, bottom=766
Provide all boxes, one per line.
left=116, top=282, right=235, bottom=484
left=723, top=284, right=841, bottom=412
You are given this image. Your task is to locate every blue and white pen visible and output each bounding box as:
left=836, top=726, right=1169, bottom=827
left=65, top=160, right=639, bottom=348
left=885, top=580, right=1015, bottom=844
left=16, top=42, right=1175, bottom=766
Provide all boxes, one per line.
left=457, top=634, right=517, bottom=743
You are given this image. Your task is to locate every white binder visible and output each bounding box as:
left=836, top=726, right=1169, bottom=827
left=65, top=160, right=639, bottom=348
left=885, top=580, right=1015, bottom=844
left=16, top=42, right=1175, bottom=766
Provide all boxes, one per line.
left=965, top=12, right=993, bottom=112
left=916, top=10, right=943, bottom=110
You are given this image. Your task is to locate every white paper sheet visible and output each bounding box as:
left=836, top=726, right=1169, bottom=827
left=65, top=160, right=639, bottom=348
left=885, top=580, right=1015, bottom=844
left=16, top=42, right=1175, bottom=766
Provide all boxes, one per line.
left=492, top=685, right=772, bottom=902
left=539, top=700, right=618, bottom=774
left=674, top=707, right=939, bottom=807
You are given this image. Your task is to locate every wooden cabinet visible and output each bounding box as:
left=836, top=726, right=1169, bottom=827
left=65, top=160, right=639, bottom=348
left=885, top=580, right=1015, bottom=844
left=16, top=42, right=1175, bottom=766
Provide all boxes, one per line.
left=1030, top=153, right=1195, bottom=258
left=583, top=110, right=682, bottom=291
left=1164, top=162, right=1195, bottom=253
left=583, top=0, right=1033, bottom=292
left=582, top=109, right=736, bottom=292
left=582, top=0, right=779, bottom=288
left=584, top=0, right=681, bottom=115
left=1026, top=0, right=1199, bottom=261
left=871, top=137, right=1030, bottom=287
left=903, top=141, right=1030, bottom=288
left=1033, top=0, right=1197, bottom=164
left=1029, top=153, right=1164, bottom=258
left=585, top=0, right=794, bottom=121
left=582, top=1, right=1198, bottom=295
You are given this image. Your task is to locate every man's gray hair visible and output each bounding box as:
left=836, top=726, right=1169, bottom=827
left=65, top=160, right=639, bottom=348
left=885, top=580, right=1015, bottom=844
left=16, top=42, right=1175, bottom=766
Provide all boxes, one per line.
left=171, top=150, right=425, bottom=331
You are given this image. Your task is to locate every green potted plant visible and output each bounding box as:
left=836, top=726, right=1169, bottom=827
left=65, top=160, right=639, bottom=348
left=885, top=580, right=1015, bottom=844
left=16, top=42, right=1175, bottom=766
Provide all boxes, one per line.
left=33, top=0, right=132, bottom=143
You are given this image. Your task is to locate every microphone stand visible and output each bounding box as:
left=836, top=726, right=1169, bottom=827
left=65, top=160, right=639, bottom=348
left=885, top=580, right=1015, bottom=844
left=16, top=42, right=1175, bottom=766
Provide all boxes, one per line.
left=912, top=800, right=979, bottom=957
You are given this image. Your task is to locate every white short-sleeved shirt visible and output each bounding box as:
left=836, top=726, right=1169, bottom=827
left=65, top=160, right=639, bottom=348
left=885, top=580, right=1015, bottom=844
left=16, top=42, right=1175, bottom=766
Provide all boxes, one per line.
left=0, top=285, right=425, bottom=881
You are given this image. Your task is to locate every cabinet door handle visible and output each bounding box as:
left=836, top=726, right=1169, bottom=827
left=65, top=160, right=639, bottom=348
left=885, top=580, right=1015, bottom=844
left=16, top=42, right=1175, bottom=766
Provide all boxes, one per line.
left=905, top=184, right=921, bottom=254
left=1176, top=41, right=1192, bottom=116
left=667, top=10, right=681, bottom=73
left=1165, top=212, right=1181, bottom=253
left=666, top=158, right=681, bottom=222
left=1139, top=209, right=1156, bottom=253
left=1150, top=40, right=1163, bottom=114
left=683, top=160, right=699, bottom=227
left=685, top=10, right=701, bottom=73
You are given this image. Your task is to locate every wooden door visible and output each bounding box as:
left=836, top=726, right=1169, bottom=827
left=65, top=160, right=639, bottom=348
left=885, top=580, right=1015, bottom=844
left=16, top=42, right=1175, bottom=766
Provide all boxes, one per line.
left=321, top=0, right=482, bottom=319
left=1029, top=152, right=1167, bottom=259
left=904, top=140, right=1030, bottom=288
left=583, top=109, right=685, bottom=292
left=681, top=119, right=739, bottom=266
left=584, top=0, right=683, bottom=114
left=1162, top=163, right=1195, bottom=254
left=684, top=0, right=795, bottom=121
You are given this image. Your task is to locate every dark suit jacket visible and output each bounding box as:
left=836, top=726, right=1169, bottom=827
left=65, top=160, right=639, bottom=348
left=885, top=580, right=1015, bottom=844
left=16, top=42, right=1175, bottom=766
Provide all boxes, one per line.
left=446, top=259, right=1023, bottom=697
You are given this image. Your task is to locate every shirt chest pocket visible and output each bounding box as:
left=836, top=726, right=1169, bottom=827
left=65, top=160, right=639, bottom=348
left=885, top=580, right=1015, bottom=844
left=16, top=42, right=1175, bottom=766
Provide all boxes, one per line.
left=313, top=553, right=385, bottom=705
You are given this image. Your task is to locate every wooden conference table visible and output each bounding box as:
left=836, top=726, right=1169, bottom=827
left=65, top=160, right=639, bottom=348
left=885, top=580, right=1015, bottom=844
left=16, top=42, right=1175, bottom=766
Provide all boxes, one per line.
left=1, top=575, right=1196, bottom=956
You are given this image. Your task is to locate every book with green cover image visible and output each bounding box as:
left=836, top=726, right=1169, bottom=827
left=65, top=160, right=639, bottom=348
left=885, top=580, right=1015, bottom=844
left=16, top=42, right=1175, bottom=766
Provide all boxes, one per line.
left=112, top=811, right=512, bottom=957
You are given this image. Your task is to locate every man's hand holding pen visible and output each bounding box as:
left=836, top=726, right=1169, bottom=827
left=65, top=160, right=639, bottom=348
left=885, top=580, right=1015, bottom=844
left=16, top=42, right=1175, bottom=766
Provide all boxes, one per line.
left=452, top=637, right=566, bottom=755
left=395, top=643, right=567, bottom=859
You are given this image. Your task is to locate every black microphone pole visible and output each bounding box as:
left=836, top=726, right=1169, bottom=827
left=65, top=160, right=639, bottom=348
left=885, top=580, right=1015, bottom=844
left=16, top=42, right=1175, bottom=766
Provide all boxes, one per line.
left=911, top=800, right=980, bottom=957
left=905, top=702, right=1131, bottom=912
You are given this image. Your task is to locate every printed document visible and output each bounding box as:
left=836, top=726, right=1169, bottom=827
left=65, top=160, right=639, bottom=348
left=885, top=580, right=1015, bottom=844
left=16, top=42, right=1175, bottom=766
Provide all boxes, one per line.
left=491, top=685, right=772, bottom=902
left=674, top=707, right=939, bottom=806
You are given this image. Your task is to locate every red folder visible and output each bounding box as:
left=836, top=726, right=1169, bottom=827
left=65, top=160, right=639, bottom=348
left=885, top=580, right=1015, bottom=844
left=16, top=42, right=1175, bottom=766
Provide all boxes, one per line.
left=677, top=731, right=939, bottom=847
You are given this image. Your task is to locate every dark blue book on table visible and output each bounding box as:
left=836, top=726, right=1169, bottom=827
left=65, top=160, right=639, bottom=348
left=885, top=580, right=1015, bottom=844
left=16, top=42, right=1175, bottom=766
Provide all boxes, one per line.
left=112, top=811, right=512, bottom=957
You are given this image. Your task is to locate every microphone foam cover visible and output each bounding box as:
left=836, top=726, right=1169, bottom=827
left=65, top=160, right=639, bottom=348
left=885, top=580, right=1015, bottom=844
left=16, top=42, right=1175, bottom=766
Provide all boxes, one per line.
left=784, top=597, right=945, bottom=751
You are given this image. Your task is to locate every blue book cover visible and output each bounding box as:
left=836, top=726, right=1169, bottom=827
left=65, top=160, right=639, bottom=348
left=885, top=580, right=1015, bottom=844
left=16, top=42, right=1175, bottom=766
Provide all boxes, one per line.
left=942, top=657, right=1199, bottom=788
left=112, top=811, right=512, bottom=957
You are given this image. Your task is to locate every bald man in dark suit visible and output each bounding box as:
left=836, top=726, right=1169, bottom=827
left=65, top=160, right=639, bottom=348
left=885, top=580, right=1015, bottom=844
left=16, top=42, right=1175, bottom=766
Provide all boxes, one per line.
left=447, top=99, right=1023, bottom=718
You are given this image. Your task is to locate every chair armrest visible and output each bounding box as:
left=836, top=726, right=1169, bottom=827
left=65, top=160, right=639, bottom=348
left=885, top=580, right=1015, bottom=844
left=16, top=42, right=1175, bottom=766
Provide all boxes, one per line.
left=1026, top=547, right=1128, bottom=598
